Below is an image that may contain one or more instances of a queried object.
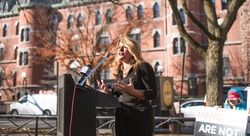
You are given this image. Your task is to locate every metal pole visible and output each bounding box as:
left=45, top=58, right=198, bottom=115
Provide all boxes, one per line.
left=179, top=52, right=186, bottom=115
left=35, top=116, right=38, bottom=136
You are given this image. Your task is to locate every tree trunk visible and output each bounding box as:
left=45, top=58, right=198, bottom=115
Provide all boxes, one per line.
left=205, top=42, right=224, bottom=107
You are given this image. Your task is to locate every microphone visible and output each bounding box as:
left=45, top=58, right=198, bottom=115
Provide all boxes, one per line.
left=77, top=64, right=92, bottom=85
left=77, top=53, right=110, bottom=86
left=80, top=64, right=92, bottom=76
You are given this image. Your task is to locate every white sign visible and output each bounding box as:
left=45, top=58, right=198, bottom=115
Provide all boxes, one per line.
left=194, top=107, right=248, bottom=136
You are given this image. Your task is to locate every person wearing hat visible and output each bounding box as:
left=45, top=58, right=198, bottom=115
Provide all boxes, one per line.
left=224, top=87, right=247, bottom=111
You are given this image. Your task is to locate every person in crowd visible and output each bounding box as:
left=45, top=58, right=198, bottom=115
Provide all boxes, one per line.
left=224, top=87, right=246, bottom=111
left=97, top=36, right=157, bottom=136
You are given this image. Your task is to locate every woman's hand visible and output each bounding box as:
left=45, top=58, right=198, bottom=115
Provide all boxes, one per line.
left=113, top=78, right=135, bottom=94
left=113, top=78, right=145, bottom=100
left=97, top=80, right=110, bottom=94
left=228, top=100, right=237, bottom=110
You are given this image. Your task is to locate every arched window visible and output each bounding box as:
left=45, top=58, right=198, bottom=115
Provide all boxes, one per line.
left=24, top=52, right=28, bottom=65
left=77, top=13, right=83, bottom=27
left=96, top=10, right=102, bottom=25
left=0, top=43, right=4, bottom=61
left=14, top=46, right=18, bottom=60
left=126, top=6, right=133, bottom=21
left=54, top=15, right=59, bottom=25
left=19, top=52, right=23, bottom=65
left=16, top=23, right=19, bottom=35
left=154, top=31, right=160, bottom=47
left=180, top=9, right=185, bottom=24
left=0, top=67, right=3, bottom=86
left=21, top=29, right=24, bottom=41
left=20, top=28, right=30, bottom=42
left=67, top=15, right=74, bottom=29
left=96, top=31, right=110, bottom=52
left=25, top=28, right=30, bottom=41
left=100, top=68, right=110, bottom=80
left=172, top=9, right=186, bottom=25
left=173, top=38, right=179, bottom=54
left=3, top=24, right=7, bottom=37
left=153, top=3, right=160, bottom=18
left=137, top=5, right=144, bottom=20
left=129, top=28, right=141, bottom=46
left=173, top=37, right=186, bottom=55
left=180, top=38, right=186, bottom=53
left=106, top=9, right=112, bottom=24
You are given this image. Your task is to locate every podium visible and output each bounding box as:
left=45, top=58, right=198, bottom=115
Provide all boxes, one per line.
left=57, top=74, right=120, bottom=136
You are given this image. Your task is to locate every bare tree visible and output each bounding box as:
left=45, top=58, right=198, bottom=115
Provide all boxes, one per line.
left=20, top=1, right=154, bottom=87
left=169, top=0, right=246, bottom=106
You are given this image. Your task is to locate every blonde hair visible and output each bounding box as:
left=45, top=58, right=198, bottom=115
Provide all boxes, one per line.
left=113, top=37, right=144, bottom=76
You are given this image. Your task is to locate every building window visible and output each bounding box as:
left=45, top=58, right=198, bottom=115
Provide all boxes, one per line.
left=25, top=28, right=30, bottom=41
left=20, top=28, right=30, bottom=42
left=21, top=29, right=24, bottom=41
left=129, top=33, right=141, bottom=46
left=54, top=15, right=59, bottom=25
left=154, top=31, right=160, bottom=47
left=137, top=5, right=144, bottom=20
left=106, top=9, right=112, bottom=24
left=24, top=52, right=28, bottom=65
left=180, top=38, right=186, bottom=53
left=77, top=13, right=83, bottom=27
left=223, top=57, right=230, bottom=77
left=180, top=9, right=185, bottom=24
left=97, top=36, right=110, bottom=52
left=129, top=28, right=141, bottom=46
left=222, top=0, right=227, bottom=10
left=3, top=24, right=7, bottom=37
left=188, top=78, right=197, bottom=95
left=96, top=31, right=110, bottom=52
left=153, top=3, right=160, bottom=18
left=126, top=6, right=133, bottom=21
left=172, top=9, right=185, bottom=25
left=19, top=52, right=23, bottom=65
left=0, top=47, right=4, bottom=61
left=173, top=37, right=186, bottom=55
left=14, top=47, right=18, bottom=60
left=16, top=23, right=19, bottom=35
left=19, top=51, right=28, bottom=66
left=96, top=10, right=102, bottom=25
left=100, top=68, right=110, bottom=80
left=100, top=37, right=110, bottom=45
left=68, top=15, right=74, bottom=29
left=0, top=69, right=3, bottom=87
left=0, top=42, right=4, bottom=61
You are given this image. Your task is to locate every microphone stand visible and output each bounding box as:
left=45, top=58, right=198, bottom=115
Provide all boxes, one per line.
left=77, top=53, right=110, bottom=86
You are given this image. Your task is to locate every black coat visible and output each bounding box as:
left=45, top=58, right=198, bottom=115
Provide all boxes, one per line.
left=111, top=62, right=157, bottom=136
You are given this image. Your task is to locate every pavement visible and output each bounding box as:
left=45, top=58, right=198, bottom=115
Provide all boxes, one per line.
left=0, top=129, right=193, bottom=136
left=96, top=129, right=193, bottom=136
left=0, top=127, right=193, bottom=136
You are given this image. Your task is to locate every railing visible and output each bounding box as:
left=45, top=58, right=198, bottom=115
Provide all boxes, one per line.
left=0, top=115, right=57, bottom=136
left=0, top=115, right=196, bottom=135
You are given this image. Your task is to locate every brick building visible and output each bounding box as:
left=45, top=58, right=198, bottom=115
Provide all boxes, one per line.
left=0, top=0, right=248, bottom=101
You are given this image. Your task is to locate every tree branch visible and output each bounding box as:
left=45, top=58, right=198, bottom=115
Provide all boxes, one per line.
left=181, top=0, right=217, bottom=40
left=168, top=0, right=207, bottom=58
left=220, top=0, right=246, bottom=37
